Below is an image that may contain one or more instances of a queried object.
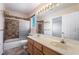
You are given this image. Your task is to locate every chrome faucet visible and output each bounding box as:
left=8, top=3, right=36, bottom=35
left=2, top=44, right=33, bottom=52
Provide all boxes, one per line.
left=60, top=32, right=65, bottom=44
left=37, top=34, right=40, bottom=37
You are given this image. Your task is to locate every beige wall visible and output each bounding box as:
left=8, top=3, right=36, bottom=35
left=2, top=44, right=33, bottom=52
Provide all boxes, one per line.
left=44, top=4, right=79, bottom=18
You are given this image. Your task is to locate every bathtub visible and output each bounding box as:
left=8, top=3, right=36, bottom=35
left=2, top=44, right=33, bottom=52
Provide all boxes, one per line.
left=4, top=38, right=28, bottom=50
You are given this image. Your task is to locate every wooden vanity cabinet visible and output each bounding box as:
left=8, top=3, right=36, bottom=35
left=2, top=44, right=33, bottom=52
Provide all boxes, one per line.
left=27, top=43, right=33, bottom=54
left=33, top=46, right=43, bottom=55
left=27, top=38, right=34, bottom=55
left=27, top=38, right=61, bottom=55
left=33, top=41, right=43, bottom=55
left=27, top=38, right=43, bottom=55
left=43, top=46, right=61, bottom=55
left=34, top=41, right=42, bottom=51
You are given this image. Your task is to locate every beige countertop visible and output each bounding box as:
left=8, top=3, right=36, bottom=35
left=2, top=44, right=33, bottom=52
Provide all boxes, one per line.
left=27, top=34, right=79, bottom=55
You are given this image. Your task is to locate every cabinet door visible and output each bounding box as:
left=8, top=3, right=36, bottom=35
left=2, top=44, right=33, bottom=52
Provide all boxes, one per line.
left=27, top=38, right=34, bottom=54
left=0, top=31, right=3, bottom=55
left=43, top=46, right=61, bottom=55
left=33, top=46, right=43, bottom=55
left=34, top=41, right=42, bottom=51
left=27, top=42, right=33, bottom=55
left=28, top=38, right=34, bottom=45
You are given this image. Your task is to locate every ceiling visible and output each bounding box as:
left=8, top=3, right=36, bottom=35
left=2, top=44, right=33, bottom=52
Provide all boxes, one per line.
left=4, top=3, right=40, bottom=15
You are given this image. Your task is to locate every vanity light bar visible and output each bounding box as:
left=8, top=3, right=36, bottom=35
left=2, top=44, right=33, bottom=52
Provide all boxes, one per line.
left=36, top=3, right=62, bottom=15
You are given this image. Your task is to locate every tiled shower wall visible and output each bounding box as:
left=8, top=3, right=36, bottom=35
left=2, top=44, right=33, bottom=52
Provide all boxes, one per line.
left=5, top=19, right=19, bottom=40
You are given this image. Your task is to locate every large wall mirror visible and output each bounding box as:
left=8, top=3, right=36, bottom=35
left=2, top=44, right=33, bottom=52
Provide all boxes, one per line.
left=52, top=12, right=79, bottom=41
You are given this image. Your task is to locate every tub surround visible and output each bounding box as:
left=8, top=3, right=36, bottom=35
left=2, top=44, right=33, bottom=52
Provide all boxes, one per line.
left=27, top=34, right=79, bottom=55
left=5, top=18, right=19, bottom=39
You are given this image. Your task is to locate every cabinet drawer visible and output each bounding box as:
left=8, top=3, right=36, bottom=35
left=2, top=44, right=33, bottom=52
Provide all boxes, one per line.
left=34, top=41, right=42, bottom=51
left=33, top=46, right=43, bottom=55
left=27, top=43, right=33, bottom=54
left=28, top=38, right=34, bottom=44
left=43, top=46, right=61, bottom=55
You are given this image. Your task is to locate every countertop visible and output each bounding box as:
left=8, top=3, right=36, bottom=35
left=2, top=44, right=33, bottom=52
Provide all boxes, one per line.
left=27, top=34, right=79, bottom=55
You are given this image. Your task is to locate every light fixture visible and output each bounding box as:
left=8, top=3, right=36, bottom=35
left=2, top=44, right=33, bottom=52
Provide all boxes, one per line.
left=36, top=3, right=62, bottom=15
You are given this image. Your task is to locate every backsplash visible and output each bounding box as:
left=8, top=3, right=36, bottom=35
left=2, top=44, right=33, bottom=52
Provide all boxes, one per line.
left=5, top=19, right=19, bottom=40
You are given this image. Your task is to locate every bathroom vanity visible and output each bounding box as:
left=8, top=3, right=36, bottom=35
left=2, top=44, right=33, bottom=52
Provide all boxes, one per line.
left=27, top=36, right=61, bottom=55
left=27, top=34, right=79, bottom=55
